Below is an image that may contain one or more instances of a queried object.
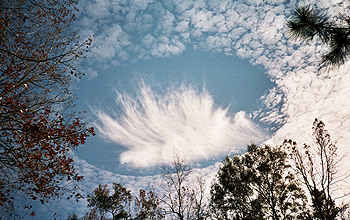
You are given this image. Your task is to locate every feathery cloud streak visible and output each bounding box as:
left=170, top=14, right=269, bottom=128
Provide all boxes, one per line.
left=77, top=0, right=350, bottom=162
left=96, top=83, right=265, bottom=167
left=28, top=0, right=350, bottom=218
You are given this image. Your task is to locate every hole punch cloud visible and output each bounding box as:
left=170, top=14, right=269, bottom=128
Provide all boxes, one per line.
left=31, top=0, right=350, bottom=218
left=96, top=83, right=265, bottom=167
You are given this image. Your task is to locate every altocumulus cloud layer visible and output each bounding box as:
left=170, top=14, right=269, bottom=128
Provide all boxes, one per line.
left=28, top=0, right=350, bottom=218
left=77, top=0, right=350, bottom=166
left=96, top=83, right=264, bottom=167
left=21, top=153, right=218, bottom=218
left=77, top=0, right=292, bottom=68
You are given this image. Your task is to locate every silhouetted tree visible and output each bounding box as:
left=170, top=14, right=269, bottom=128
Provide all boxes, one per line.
left=160, top=152, right=208, bottom=220
left=82, top=208, right=102, bottom=220
left=134, top=189, right=164, bottom=220
left=0, top=0, right=93, bottom=216
left=210, top=144, right=309, bottom=220
left=160, top=152, right=192, bottom=220
left=66, top=212, right=80, bottom=220
left=284, top=119, right=350, bottom=220
left=191, top=175, right=209, bottom=220
left=87, top=183, right=132, bottom=220
left=287, top=5, right=350, bottom=68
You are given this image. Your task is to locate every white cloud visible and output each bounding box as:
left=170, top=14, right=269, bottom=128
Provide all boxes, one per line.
left=175, top=20, right=189, bottom=32
left=28, top=0, right=350, bottom=217
left=25, top=151, right=221, bottom=218
left=88, top=24, right=131, bottom=61
left=141, top=34, right=155, bottom=48
left=77, top=0, right=350, bottom=175
left=96, top=82, right=265, bottom=167
left=157, top=11, right=176, bottom=35
left=130, top=0, right=153, bottom=11
left=85, top=0, right=111, bottom=19
left=84, top=67, right=98, bottom=80
left=76, top=0, right=350, bottom=208
left=191, top=10, right=213, bottom=32
left=77, top=0, right=292, bottom=67
left=149, top=37, right=186, bottom=57
left=75, top=0, right=350, bottom=171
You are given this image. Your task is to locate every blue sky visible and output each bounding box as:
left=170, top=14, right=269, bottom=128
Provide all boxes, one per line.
left=23, top=0, right=350, bottom=218
left=74, top=49, right=274, bottom=174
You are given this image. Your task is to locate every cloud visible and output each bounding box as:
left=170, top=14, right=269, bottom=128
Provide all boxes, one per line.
left=95, top=82, right=265, bottom=167
left=175, top=20, right=189, bottom=32
left=244, top=2, right=350, bottom=196
left=76, top=0, right=350, bottom=181
left=74, top=0, right=350, bottom=178
left=73, top=0, right=350, bottom=210
left=25, top=0, right=350, bottom=217
left=89, top=24, right=131, bottom=61
left=74, top=0, right=293, bottom=71
left=23, top=152, right=220, bottom=219
left=76, top=0, right=346, bottom=72
left=84, top=67, right=98, bottom=80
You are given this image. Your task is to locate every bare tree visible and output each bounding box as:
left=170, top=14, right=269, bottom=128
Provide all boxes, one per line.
left=191, top=175, right=209, bottom=220
left=284, top=119, right=350, bottom=220
left=159, top=151, right=208, bottom=220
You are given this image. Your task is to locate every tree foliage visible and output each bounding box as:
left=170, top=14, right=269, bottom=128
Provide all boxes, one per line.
left=210, top=144, right=309, bottom=220
left=0, top=0, right=94, bottom=215
left=87, top=183, right=132, bottom=220
left=81, top=208, right=102, bottom=220
left=80, top=120, right=350, bottom=220
left=86, top=184, right=164, bottom=220
left=287, top=5, right=350, bottom=68
left=134, top=189, right=164, bottom=220
left=284, top=119, right=349, bottom=220
left=66, top=212, right=80, bottom=220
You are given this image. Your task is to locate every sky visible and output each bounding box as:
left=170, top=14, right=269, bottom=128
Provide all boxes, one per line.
left=19, top=0, right=350, bottom=218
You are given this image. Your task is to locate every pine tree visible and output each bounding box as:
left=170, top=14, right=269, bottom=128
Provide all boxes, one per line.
left=287, top=6, right=350, bottom=67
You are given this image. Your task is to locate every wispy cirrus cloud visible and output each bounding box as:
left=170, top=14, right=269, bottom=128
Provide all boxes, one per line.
left=76, top=0, right=350, bottom=171
left=95, top=82, right=265, bottom=167
left=30, top=0, right=350, bottom=218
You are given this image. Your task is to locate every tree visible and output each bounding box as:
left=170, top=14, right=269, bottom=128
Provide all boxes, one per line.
left=134, top=189, right=164, bottom=220
left=160, top=152, right=192, bottom=220
left=85, top=185, right=163, bottom=220
left=0, top=0, right=94, bottom=215
left=87, top=184, right=110, bottom=219
left=82, top=208, right=104, bottom=220
left=87, top=183, right=132, bottom=220
left=284, top=119, right=350, bottom=220
left=82, top=208, right=108, bottom=220
left=191, top=175, right=209, bottom=220
left=66, top=212, right=80, bottom=220
left=160, top=152, right=208, bottom=220
left=210, top=144, right=309, bottom=220
left=286, top=5, right=350, bottom=68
